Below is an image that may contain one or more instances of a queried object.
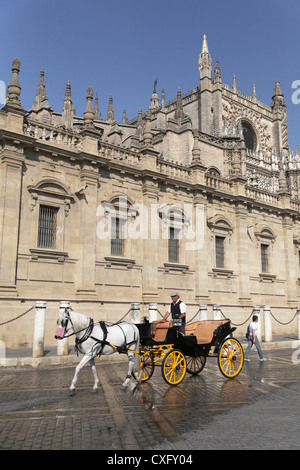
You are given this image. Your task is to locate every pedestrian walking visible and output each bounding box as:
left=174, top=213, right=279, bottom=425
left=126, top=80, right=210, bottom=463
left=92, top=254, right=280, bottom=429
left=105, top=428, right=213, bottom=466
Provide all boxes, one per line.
left=244, top=315, right=267, bottom=362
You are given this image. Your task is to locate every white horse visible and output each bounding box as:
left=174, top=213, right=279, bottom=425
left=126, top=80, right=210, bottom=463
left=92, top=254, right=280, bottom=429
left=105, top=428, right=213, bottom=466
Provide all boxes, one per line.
left=55, top=306, right=140, bottom=395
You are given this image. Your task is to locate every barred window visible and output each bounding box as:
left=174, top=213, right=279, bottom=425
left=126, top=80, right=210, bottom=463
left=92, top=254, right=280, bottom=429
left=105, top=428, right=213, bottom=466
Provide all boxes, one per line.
left=261, top=244, right=269, bottom=273
left=111, top=216, right=125, bottom=256
left=168, top=227, right=180, bottom=263
left=38, top=205, right=58, bottom=249
left=215, top=236, right=225, bottom=268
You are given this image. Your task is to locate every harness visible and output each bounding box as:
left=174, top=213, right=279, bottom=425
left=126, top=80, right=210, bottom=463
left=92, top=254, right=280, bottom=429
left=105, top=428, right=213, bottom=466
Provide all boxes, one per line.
left=63, top=310, right=138, bottom=357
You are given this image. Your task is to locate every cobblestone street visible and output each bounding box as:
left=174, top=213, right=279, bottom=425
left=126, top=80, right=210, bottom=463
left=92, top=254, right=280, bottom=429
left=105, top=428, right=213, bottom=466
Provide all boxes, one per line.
left=0, top=348, right=300, bottom=451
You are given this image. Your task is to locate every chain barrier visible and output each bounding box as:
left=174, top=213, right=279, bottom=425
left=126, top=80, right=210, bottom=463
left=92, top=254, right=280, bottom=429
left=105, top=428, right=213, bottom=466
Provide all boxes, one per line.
left=115, top=308, right=132, bottom=324
left=219, top=308, right=253, bottom=327
left=219, top=306, right=299, bottom=328
left=269, top=309, right=298, bottom=326
left=186, top=308, right=201, bottom=324
left=0, top=306, right=35, bottom=326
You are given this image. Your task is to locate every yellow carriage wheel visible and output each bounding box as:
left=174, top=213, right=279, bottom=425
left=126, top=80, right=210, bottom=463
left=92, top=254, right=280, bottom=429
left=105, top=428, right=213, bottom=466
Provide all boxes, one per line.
left=162, top=349, right=186, bottom=385
left=186, top=355, right=206, bottom=375
left=218, top=338, right=244, bottom=378
left=139, top=353, right=154, bottom=382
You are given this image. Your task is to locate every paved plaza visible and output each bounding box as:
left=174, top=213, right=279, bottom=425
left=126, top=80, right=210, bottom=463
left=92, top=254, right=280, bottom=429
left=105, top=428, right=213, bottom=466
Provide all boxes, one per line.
left=0, top=347, right=300, bottom=452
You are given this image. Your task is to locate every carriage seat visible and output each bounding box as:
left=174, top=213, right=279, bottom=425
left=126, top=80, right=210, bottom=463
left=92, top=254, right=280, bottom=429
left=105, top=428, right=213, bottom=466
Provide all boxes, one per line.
left=151, top=321, right=171, bottom=342
left=184, top=320, right=228, bottom=345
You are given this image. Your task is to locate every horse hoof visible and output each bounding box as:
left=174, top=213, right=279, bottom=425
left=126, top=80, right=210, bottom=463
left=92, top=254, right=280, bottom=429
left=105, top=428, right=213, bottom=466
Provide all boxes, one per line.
left=92, top=388, right=98, bottom=394
left=69, top=389, right=76, bottom=397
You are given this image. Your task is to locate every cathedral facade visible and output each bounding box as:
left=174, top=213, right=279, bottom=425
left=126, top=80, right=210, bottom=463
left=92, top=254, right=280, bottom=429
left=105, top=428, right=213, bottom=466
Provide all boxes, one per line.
left=1, top=36, right=300, bottom=347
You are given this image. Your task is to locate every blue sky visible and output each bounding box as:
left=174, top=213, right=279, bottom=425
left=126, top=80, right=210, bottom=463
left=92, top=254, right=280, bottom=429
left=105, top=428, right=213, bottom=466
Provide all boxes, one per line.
left=1, top=0, right=300, bottom=151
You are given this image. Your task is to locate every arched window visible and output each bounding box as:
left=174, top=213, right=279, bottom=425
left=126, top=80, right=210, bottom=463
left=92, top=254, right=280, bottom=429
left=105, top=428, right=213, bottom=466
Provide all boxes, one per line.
left=27, top=178, right=74, bottom=255
left=241, top=120, right=257, bottom=151
left=109, top=196, right=129, bottom=256
left=207, top=215, right=233, bottom=270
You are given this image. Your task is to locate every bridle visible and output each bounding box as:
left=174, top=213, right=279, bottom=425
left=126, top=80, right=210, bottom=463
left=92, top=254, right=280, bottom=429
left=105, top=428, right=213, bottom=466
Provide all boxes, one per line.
left=60, top=308, right=92, bottom=339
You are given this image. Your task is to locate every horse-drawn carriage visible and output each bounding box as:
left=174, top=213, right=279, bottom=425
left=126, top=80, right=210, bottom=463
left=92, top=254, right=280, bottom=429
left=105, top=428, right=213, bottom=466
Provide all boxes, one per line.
left=136, top=318, right=244, bottom=385
left=55, top=306, right=244, bottom=394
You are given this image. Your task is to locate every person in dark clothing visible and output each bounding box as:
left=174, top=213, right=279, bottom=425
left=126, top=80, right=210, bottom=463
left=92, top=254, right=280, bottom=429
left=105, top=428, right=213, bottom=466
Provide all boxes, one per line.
left=160, top=291, right=186, bottom=333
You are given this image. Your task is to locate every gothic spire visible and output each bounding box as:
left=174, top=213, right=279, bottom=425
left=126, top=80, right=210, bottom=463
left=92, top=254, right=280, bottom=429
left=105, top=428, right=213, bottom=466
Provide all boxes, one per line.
left=122, top=109, right=128, bottom=124
left=174, top=87, right=185, bottom=122
left=232, top=74, right=237, bottom=93
left=62, top=80, right=75, bottom=129
left=213, top=61, right=222, bottom=84
left=106, top=95, right=115, bottom=122
left=198, top=34, right=212, bottom=79
left=94, top=93, right=99, bottom=120
left=271, top=81, right=286, bottom=110
left=32, top=67, right=51, bottom=111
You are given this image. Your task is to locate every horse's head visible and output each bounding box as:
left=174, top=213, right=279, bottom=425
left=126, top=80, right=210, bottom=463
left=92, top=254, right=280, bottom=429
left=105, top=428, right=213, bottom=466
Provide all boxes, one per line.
left=55, top=305, right=72, bottom=340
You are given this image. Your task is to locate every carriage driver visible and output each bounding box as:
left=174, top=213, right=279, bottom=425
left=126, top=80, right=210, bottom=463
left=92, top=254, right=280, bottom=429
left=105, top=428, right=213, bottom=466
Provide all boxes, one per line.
left=160, top=291, right=186, bottom=333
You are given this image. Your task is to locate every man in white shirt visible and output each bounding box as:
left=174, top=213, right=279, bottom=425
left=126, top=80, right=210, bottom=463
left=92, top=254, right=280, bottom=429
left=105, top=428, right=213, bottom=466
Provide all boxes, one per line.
left=161, top=291, right=186, bottom=333
left=244, top=315, right=266, bottom=361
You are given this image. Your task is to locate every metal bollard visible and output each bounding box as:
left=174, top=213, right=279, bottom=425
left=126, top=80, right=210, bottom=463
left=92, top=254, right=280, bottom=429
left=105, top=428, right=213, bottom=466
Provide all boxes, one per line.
left=131, top=302, right=141, bottom=324
left=199, top=304, right=208, bottom=321
left=148, top=303, right=158, bottom=322
left=263, top=305, right=272, bottom=342
left=33, top=301, right=47, bottom=358
left=57, top=301, right=70, bottom=356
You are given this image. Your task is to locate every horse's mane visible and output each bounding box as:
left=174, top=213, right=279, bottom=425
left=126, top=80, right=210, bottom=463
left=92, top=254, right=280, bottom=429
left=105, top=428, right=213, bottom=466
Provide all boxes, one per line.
left=70, top=310, right=90, bottom=329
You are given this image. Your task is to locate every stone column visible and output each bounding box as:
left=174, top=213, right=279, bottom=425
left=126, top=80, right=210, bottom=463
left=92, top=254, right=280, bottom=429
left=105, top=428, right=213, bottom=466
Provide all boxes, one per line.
left=199, top=304, right=207, bottom=321
left=282, top=215, right=298, bottom=302
left=235, top=205, right=252, bottom=303
left=148, top=303, right=158, bottom=322
left=297, top=306, right=300, bottom=340
left=263, top=305, right=272, bottom=343
left=131, top=302, right=140, bottom=323
left=193, top=197, right=210, bottom=303
left=76, top=168, right=98, bottom=298
left=0, top=57, right=26, bottom=296
left=253, top=305, right=262, bottom=342
left=57, top=301, right=69, bottom=356
left=0, top=150, right=25, bottom=296
left=213, top=304, right=221, bottom=320
left=141, top=179, right=159, bottom=303
left=33, top=301, right=47, bottom=358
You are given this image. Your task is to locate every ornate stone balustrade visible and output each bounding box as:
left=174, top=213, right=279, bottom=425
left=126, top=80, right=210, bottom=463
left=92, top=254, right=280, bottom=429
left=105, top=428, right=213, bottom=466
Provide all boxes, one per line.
left=98, top=142, right=141, bottom=167
left=23, top=119, right=81, bottom=150
left=157, top=158, right=191, bottom=181
left=205, top=174, right=233, bottom=193
left=245, top=186, right=280, bottom=205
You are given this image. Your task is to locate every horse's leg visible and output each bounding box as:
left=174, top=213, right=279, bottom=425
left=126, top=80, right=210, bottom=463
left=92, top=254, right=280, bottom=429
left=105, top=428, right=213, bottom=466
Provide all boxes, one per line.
left=131, top=334, right=141, bottom=383
left=69, top=354, right=91, bottom=395
left=122, top=351, right=138, bottom=387
left=90, top=357, right=100, bottom=392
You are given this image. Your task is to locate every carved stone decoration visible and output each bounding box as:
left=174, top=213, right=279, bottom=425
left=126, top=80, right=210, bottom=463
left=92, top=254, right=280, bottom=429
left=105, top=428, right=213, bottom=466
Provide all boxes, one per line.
left=222, top=100, right=271, bottom=153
